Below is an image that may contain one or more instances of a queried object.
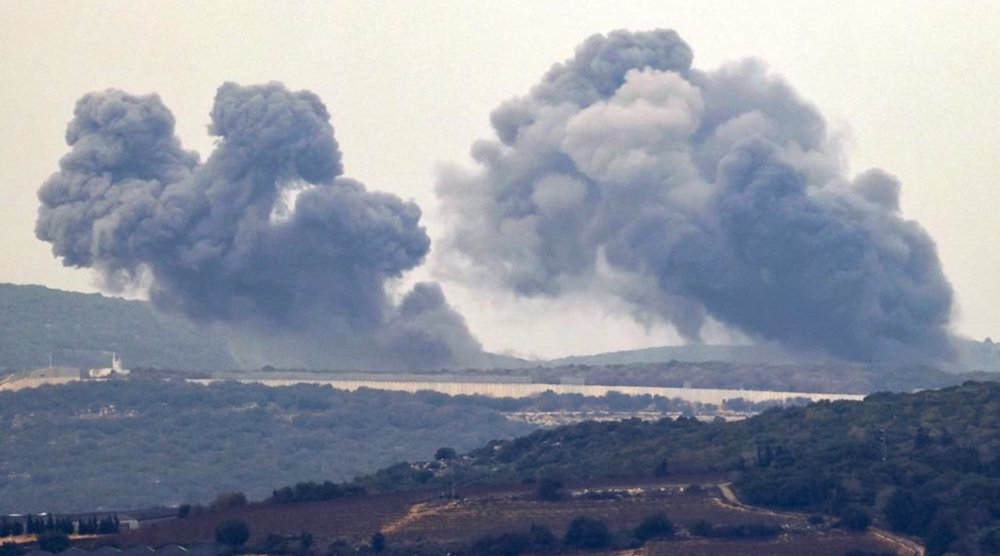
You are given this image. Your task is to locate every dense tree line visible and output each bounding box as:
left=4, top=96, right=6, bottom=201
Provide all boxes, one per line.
left=75, top=515, right=120, bottom=535
left=0, top=514, right=119, bottom=539
left=0, top=521, right=23, bottom=538
left=269, top=482, right=366, bottom=504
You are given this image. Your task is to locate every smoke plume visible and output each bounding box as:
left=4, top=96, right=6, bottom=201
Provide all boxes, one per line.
left=438, top=29, right=954, bottom=363
left=37, top=82, right=483, bottom=370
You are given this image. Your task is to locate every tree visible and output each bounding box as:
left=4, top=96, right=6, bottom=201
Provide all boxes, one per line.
left=215, top=519, right=250, bottom=548
left=689, top=520, right=713, bottom=537
left=838, top=505, right=871, bottom=532
left=884, top=490, right=917, bottom=533
left=299, top=532, right=313, bottom=552
left=564, top=516, right=610, bottom=549
left=925, top=518, right=957, bottom=556
left=536, top=478, right=563, bottom=502
left=211, top=491, right=248, bottom=511
left=980, top=527, right=1000, bottom=554
left=527, top=524, right=555, bottom=548
left=654, top=458, right=670, bottom=477
left=434, top=447, right=457, bottom=461
left=470, top=533, right=529, bottom=556
left=37, top=531, right=70, bottom=553
left=370, top=532, right=385, bottom=553
left=914, top=427, right=932, bottom=449
left=635, top=512, right=674, bottom=541
left=97, top=516, right=119, bottom=535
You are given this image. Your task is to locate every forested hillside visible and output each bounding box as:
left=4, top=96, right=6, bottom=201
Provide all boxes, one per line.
left=0, top=283, right=234, bottom=370
left=352, top=382, right=999, bottom=555
left=0, top=380, right=535, bottom=512
left=0, top=379, right=715, bottom=513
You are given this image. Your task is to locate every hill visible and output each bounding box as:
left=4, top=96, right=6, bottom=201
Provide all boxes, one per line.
left=548, top=339, right=1000, bottom=373
left=547, top=343, right=794, bottom=366
left=0, top=379, right=722, bottom=513
left=0, top=283, right=235, bottom=371
left=0, top=379, right=536, bottom=513
left=4, top=281, right=996, bottom=377
left=0, top=283, right=530, bottom=373
left=345, top=381, right=998, bottom=555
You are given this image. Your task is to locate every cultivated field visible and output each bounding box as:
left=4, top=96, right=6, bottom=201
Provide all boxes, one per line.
left=114, top=476, right=911, bottom=555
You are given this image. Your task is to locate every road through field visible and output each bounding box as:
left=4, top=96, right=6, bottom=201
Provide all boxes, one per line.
left=717, top=483, right=924, bottom=556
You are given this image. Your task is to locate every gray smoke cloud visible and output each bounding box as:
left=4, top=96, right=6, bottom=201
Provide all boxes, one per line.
left=37, top=82, right=484, bottom=370
left=438, top=29, right=955, bottom=363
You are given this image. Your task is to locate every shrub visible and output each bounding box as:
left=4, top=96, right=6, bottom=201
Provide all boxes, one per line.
left=327, top=539, right=353, bottom=556
left=370, top=532, right=386, bottom=553
left=689, top=520, right=713, bottom=537
left=37, top=531, right=70, bottom=553
left=925, top=518, right=957, bottom=556
left=564, top=516, right=610, bottom=549
left=470, top=524, right=556, bottom=556
left=884, top=489, right=937, bottom=536
left=710, top=523, right=780, bottom=539
left=299, top=532, right=313, bottom=551
left=536, top=478, right=563, bottom=502
left=215, top=519, right=250, bottom=547
left=527, top=524, right=555, bottom=547
left=838, top=505, right=871, bottom=532
left=262, top=533, right=289, bottom=553
left=434, top=447, right=457, bottom=461
left=980, top=527, right=1000, bottom=554
left=807, top=514, right=825, bottom=526
left=470, top=533, right=530, bottom=556
left=634, top=512, right=675, bottom=541
left=270, top=481, right=366, bottom=504
left=683, top=484, right=705, bottom=496
left=211, top=491, right=248, bottom=511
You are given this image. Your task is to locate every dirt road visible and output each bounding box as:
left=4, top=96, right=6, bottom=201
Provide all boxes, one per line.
left=716, top=483, right=924, bottom=556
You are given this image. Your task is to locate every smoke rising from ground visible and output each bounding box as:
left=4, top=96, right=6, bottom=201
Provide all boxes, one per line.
left=438, top=29, right=954, bottom=363
left=37, top=82, right=483, bottom=370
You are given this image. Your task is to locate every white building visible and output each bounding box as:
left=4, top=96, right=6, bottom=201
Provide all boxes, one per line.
left=88, top=353, right=130, bottom=378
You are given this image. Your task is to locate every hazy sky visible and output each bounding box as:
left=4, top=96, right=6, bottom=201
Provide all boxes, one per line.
left=2, top=1, right=998, bottom=359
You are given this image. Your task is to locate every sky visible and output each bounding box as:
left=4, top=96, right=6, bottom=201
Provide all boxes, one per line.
left=1, top=1, right=998, bottom=360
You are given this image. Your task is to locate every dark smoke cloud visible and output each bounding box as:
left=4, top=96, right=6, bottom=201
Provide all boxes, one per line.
left=37, top=82, right=483, bottom=370
left=438, top=29, right=954, bottom=363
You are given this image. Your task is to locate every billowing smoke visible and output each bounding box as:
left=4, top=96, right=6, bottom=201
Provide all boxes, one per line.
left=438, top=29, right=954, bottom=363
left=37, top=82, right=484, bottom=370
